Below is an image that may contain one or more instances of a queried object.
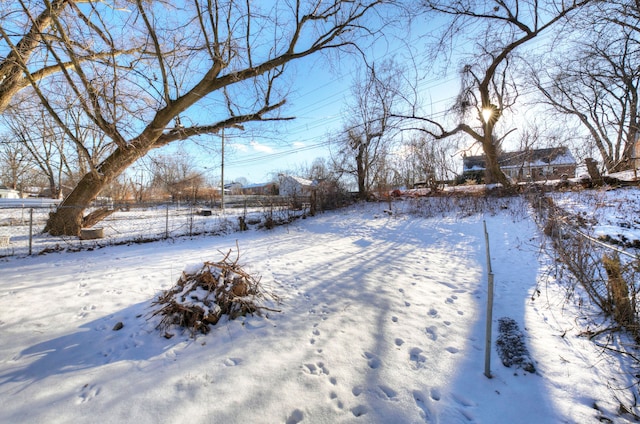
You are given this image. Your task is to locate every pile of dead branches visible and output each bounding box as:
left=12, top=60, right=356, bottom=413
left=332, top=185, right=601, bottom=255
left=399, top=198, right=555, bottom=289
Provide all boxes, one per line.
left=150, top=244, right=278, bottom=336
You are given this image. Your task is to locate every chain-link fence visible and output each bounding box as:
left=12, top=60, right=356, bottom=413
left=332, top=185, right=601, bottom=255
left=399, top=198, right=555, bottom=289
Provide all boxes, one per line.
left=0, top=196, right=311, bottom=257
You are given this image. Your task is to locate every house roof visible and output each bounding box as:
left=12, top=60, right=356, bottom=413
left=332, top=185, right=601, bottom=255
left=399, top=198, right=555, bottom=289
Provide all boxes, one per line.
left=463, top=147, right=576, bottom=171
left=243, top=182, right=275, bottom=189
left=280, top=174, right=315, bottom=187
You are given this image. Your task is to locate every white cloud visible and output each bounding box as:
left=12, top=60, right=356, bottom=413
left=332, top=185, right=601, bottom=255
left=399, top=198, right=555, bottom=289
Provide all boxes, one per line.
left=229, top=143, right=249, bottom=153
left=292, top=141, right=305, bottom=148
left=250, top=141, right=274, bottom=153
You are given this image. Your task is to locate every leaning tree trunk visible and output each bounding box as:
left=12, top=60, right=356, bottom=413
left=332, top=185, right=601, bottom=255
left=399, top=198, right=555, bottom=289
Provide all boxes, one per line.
left=44, top=144, right=144, bottom=236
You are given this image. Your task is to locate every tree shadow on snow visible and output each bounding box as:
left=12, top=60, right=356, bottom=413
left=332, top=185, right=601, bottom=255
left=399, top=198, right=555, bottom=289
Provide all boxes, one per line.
left=0, top=300, right=176, bottom=391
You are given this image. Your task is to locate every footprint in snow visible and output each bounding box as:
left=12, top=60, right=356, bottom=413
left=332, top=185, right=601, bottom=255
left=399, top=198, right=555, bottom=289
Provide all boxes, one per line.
left=351, top=405, right=368, bottom=417
left=409, top=347, right=427, bottom=368
left=363, top=352, right=382, bottom=369
left=379, top=385, right=397, bottom=399
left=413, top=390, right=433, bottom=421
left=223, top=357, right=242, bottom=367
left=303, top=362, right=329, bottom=376
left=285, top=409, right=304, bottom=424
left=425, top=326, right=437, bottom=341
left=77, top=384, right=100, bottom=404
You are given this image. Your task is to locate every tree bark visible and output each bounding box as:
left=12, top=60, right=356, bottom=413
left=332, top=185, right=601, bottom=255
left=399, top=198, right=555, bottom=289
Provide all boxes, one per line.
left=356, top=143, right=367, bottom=200
left=44, top=142, right=141, bottom=236
left=481, top=120, right=509, bottom=186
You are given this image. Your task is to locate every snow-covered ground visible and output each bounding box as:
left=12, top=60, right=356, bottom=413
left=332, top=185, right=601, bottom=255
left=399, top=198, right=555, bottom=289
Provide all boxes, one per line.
left=0, top=194, right=638, bottom=423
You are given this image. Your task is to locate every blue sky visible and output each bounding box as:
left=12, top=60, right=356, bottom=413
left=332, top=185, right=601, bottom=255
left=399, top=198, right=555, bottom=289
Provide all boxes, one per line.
left=144, top=5, right=566, bottom=187
left=192, top=28, right=463, bottom=185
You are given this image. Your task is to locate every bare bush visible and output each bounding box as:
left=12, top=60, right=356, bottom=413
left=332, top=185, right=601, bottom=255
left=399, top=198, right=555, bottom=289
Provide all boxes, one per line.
left=529, top=192, right=640, bottom=340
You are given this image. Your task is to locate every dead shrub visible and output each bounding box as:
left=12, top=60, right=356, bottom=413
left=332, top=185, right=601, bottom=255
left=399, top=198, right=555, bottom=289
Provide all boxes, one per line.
left=603, top=254, right=636, bottom=335
left=150, top=243, right=278, bottom=336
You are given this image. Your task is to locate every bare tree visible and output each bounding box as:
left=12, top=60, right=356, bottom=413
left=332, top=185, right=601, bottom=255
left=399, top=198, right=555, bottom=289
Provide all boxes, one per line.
left=2, top=101, right=68, bottom=198
left=332, top=60, right=403, bottom=200
left=1, top=1, right=390, bottom=235
left=0, top=0, right=134, bottom=114
left=0, top=134, right=30, bottom=191
left=396, top=134, right=456, bottom=189
left=401, top=0, right=592, bottom=186
left=532, top=2, right=640, bottom=173
left=149, top=152, right=204, bottom=203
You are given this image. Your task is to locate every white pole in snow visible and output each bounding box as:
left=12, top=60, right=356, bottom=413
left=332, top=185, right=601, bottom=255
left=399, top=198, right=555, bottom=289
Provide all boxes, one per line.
left=483, top=220, right=494, bottom=378
left=28, top=208, right=33, bottom=255
left=221, top=128, right=225, bottom=214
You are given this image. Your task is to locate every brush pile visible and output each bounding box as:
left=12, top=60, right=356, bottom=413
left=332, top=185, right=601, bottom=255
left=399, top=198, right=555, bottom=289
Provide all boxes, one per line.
left=150, top=245, right=277, bottom=336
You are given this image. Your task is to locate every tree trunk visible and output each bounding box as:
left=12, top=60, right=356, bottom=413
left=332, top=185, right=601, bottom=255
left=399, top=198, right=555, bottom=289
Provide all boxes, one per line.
left=481, top=124, right=509, bottom=186
left=44, top=144, right=143, bottom=236
left=356, top=144, right=367, bottom=200
left=44, top=173, right=102, bottom=236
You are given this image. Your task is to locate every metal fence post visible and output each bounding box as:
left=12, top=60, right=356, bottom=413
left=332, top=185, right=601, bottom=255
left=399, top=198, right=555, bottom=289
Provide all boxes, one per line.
left=28, top=208, right=33, bottom=255
left=483, top=220, right=494, bottom=378
left=165, top=204, right=169, bottom=239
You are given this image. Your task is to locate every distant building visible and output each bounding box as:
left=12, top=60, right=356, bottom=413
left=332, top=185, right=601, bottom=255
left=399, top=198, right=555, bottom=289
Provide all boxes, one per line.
left=241, top=182, right=278, bottom=195
left=223, top=182, right=243, bottom=195
left=462, top=147, right=577, bottom=183
left=0, top=186, right=20, bottom=199
left=278, top=174, right=316, bottom=197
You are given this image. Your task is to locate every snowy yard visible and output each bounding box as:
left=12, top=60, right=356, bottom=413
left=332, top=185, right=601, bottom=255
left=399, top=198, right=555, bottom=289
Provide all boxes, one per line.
left=0, top=195, right=638, bottom=423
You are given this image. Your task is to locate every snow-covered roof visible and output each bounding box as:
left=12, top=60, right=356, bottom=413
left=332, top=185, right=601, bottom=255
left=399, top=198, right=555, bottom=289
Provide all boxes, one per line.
left=463, top=147, right=576, bottom=171
left=280, top=174, right=316, bottom=187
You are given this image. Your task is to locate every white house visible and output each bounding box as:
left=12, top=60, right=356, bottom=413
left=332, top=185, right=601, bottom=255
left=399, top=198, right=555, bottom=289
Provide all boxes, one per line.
left=0, top=186, right=20, bottom=199
left=278, top=174, right=316, bottom=197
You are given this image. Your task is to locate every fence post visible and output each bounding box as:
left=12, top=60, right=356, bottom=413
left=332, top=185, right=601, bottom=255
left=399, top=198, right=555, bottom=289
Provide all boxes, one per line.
left=165, top=204, right=169, bottom=239
left=483, top=220, right=494, bottom=378
left=28, top=208, right=33, bottom=255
